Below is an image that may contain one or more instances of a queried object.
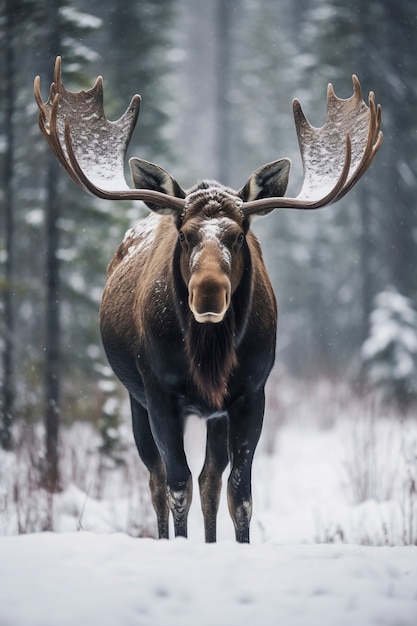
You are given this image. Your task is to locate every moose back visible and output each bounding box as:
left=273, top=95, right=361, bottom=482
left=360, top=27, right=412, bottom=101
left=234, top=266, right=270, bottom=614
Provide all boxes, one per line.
left=35, top=58, right=382, bottom=542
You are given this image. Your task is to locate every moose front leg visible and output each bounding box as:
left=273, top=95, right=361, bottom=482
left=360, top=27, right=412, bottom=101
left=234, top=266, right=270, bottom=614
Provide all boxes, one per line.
left=147, top=390, right=193, bottom=539
left=158, top=439, right=193, bottom=539
left=227, top=392, right=264, bottom=543
left=166, top=476, right=193, bottom=538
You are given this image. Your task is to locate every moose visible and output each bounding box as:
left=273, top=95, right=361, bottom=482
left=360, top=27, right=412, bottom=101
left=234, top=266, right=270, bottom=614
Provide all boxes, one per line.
left=35, top=58, right=382, bottom=542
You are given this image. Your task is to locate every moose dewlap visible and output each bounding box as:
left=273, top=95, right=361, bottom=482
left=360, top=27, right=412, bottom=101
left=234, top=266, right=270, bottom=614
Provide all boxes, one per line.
left=35, top=58, right=382, bottom=542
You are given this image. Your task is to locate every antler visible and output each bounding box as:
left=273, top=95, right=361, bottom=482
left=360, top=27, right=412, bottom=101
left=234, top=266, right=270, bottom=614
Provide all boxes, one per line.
left=34, top=56, right=186, bottom=213
left=35, top=60, right=381, bottom=219
left=242, top=75, right=383, bottom=217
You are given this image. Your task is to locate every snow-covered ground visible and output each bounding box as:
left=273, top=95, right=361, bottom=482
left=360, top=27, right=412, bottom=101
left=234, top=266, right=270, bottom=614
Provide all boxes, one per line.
left=1, top=532, right=416, bottom=626
left=1, top=385, right=417, bottom=625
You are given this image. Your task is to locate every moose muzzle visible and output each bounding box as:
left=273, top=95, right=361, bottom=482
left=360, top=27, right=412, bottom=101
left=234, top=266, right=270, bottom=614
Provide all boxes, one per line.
left=188, top=273, right=231, bottom=323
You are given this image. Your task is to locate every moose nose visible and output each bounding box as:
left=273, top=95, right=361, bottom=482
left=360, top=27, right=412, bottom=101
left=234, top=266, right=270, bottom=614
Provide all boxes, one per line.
left=188, top=274, right=231, bottom=323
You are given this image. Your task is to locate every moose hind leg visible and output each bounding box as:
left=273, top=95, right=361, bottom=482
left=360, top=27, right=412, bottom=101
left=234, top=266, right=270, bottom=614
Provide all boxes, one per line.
left=198, top=418, right=229, bottom=542
left=149, top=463, right=169, bottom=539
left=130, top=396, right=169, bottom=538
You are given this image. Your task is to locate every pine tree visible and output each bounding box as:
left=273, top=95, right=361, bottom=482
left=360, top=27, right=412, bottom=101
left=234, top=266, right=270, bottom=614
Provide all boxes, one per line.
left=0, top=0, right=18, bottom=449
left=86, top=0, right=177, bottom=163
left=0, top=0, right=44, bottom=449
left=0, top=0, right=103, bottom=483
left=38, top=1, right=102, bottom=491
left=362, top=288, right=417, bottom=411
left=299, top=0, right=417, bottom=375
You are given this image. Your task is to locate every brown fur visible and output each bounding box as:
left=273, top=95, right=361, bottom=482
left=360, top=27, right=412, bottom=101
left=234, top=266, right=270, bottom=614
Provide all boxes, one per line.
left=185, top=309, right=238, bottom=409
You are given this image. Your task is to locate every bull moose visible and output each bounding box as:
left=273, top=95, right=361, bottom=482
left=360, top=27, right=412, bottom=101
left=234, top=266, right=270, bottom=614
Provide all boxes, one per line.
left=34, top=58, right=382, bottom=542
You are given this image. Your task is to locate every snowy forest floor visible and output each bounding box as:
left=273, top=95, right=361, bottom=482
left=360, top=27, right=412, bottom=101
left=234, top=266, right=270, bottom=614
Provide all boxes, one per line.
left=1, top=380, right=417, bottom=625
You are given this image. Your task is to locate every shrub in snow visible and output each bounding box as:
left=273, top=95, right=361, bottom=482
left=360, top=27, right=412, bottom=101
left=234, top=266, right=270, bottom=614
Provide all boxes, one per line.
left=361, top=288, right=417, bottom=410
left=95, top=365, right=126, bottom=467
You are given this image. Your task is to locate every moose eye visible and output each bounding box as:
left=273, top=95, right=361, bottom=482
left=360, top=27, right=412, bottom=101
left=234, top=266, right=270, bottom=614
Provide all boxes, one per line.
left=237, top=232, right=245, bottom=245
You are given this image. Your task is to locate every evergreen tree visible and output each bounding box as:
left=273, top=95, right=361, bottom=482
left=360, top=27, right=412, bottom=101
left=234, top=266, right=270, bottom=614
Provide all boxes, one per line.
left=362, top=288, right=417, bottom=411
left=0, top=0, right=45, bottom=449
left=36, top=0, right=102, bottom=490
left=0, top=0, right=104, bottom=474
left=299, top=0, right=417, bottom=376
left=86, top=0, right=177, bottom=165
left=1, top=0, right=18, bottom=449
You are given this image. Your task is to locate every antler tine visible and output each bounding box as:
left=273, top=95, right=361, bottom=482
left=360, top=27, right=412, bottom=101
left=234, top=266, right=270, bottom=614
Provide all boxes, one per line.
left=34, top=57, right=186, bottom=214
left=53, top=55, right=62, bottom=87
left=34, top=78, right=62, bottom=164
left=242, top=75, right=382, bottom=217
left=34, top=58, right=118, bottom=190
left=333, top=90, right=383, bottom=201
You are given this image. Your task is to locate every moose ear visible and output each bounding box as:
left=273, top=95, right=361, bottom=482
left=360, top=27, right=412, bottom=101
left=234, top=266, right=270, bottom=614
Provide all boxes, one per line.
left=129, top=158, right=186, bottom=212
left=237, top=159, right=291, bottom=206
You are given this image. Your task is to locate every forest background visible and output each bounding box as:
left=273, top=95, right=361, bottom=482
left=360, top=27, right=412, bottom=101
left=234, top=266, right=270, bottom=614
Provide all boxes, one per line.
left=0, top=0, right=416, bottom=484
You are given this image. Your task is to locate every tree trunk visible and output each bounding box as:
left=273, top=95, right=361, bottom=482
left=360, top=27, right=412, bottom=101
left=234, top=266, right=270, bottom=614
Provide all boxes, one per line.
left=43, top=0, right=62, bottom=492
left=358, top=188, right=374, bottom=343
left=1, top=0, right=16, bottom=451
left=44, top=155, right=61, bottom=492
left=215, top=0, right=233, bottom=184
